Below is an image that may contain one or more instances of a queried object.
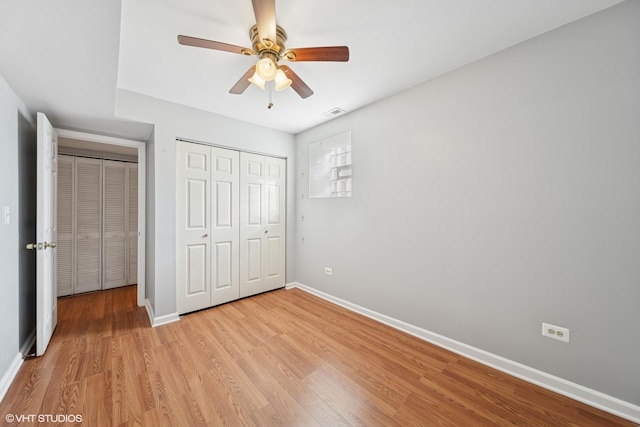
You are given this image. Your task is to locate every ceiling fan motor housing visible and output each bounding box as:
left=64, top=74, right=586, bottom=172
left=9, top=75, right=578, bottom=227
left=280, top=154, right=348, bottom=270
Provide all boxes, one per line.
left=249, top=24, right=287, bottom=59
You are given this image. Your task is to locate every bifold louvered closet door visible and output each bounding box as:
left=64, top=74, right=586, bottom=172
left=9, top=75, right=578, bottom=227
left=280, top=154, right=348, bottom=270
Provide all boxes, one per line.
left=103, top=160, right=128, bottom=289
left=56, top=155, right=137, bottom=296
left=128, top=164, right=138, bottom=285
left=57, top=156, right=75, bottom=296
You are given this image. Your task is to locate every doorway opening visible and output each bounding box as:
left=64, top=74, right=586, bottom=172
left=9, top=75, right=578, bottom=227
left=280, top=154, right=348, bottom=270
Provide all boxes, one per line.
left=55, top=129, right=146, bottom=307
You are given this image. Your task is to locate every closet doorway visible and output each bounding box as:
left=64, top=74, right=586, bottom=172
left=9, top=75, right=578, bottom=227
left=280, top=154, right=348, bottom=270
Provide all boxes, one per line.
left=56, top=130, right=146, bottom=307
left=176, top=140, right=286, bottom=315
left=57, top=156, right=138, bottom=295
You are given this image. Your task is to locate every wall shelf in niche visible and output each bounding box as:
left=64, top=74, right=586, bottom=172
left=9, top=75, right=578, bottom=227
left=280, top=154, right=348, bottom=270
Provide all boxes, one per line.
left=309, top=131, right=352, bottom=198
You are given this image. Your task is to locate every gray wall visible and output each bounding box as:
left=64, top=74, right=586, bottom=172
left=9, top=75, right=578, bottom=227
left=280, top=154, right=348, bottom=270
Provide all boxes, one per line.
left=116, top=90, right=296, bottom=317
left=295, top=1, right=639, bottom=405
left=0, top=75, right=35, bottom=385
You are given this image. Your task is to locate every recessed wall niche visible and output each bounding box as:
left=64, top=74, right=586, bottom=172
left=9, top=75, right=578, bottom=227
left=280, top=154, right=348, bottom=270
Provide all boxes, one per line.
left=309, top=131, right=352, bottom=198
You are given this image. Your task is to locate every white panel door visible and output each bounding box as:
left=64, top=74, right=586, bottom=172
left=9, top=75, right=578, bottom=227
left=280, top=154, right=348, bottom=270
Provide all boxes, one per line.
left=239, top=152, right=286, bottom=298
left=239, top=152, right=265, bottom=298
left=75, top=157, right=102, bottom=293
left=56, top=155, right=74, bottom=297
left=263, top=156, right=286, bottom=291
left=210, top=147, right=240, bottom=306
left=103, top=160, right=128, bottom=289
left=127, top=163, right=138, bottom=285
left=35, top=112, right=58, bottom=356
left=177, top=141, right=211, bottom=314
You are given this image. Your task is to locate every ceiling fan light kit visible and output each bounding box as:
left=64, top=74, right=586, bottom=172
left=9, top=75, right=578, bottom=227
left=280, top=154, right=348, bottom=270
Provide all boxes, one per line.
left=177, top=0, right=349, bottom=103
left=274, top=69, right=292, bottom=91
left=248, top=72, right=266, bottom=90
left=255, top=56, right=278, bottom=81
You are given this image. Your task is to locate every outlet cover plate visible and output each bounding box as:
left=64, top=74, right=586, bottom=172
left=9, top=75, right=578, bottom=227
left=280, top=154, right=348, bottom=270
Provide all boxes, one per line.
left=542, top=322, right=570, bottom=343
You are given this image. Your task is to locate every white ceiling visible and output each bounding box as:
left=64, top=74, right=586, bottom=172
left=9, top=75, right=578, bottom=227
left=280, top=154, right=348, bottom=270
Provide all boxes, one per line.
left=0, top=0, right=623, bottom=138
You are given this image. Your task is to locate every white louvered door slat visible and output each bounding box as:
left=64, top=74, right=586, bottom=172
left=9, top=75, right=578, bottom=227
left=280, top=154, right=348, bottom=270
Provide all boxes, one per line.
left=56, top=155, right=74, bottom=296
left=75, top=157, right=102, bottom=293
left=103, top=160, right=127, bottom=289
left=128, top=163, right=138, bottom=285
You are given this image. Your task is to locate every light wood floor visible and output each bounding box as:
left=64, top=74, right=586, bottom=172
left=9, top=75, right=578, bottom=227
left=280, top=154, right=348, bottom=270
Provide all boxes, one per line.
left=0, top=286, right=634, bottom=426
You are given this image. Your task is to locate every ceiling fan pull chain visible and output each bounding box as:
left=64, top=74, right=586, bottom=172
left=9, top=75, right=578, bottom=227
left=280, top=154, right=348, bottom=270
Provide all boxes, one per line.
left=268, top=80, right=274, bottom=109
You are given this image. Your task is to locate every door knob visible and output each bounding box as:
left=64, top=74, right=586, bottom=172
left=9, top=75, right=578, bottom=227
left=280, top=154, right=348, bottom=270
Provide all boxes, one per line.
left=26, top=242, right=45, bottom=250
left=27, top=242, right=57, bottom=250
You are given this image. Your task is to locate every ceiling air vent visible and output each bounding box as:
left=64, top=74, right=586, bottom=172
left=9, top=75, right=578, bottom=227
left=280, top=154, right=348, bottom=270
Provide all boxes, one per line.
left=323, top=107, right=345, bottom=118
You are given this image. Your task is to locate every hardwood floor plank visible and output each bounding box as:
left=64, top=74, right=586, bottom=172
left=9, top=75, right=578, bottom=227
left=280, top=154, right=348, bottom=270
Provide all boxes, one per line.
left=84, top=371, right=112, bottom=427
left=248, top=344, right=352, bottom=426
left=0, top=285, right=635, bottom=426
left=235, top=350, right=321, bottom=427
left=304, top=366, right=402, bottom=426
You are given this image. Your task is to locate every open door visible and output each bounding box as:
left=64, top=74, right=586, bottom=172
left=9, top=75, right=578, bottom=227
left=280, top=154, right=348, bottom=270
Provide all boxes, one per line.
left=30, top=112, right=58, bottom=356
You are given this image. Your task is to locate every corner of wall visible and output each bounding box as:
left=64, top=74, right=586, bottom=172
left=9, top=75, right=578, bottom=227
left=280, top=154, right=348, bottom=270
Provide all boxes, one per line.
left=144, top=298, right=180, bottom=328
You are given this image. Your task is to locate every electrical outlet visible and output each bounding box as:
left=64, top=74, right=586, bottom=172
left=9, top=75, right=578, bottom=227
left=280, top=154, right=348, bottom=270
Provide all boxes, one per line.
left=324, top=267, right=333, bottom=276
left=542, top=322, right=570, bottom=343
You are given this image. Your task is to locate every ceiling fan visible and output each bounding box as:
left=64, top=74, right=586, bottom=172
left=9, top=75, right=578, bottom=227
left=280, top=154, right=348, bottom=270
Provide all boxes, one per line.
left=177, top=0, right=349, bottom=100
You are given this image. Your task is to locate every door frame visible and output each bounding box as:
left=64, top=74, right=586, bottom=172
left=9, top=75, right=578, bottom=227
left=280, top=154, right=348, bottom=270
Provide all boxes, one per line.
left=176, top=137, right=288, bottom=161
left=56, top=129, right=146, bottom=307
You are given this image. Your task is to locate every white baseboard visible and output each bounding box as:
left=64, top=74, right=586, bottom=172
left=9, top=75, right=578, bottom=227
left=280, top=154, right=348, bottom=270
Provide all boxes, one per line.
left=19, top=329, right=36, bottom=357
left=0, top=353, right=23, bottom=404
left=284, top=282, right=298, bottom=290
left=145, top=299, right=180, bottom=327
left=287, top=282, right=640, bottom=424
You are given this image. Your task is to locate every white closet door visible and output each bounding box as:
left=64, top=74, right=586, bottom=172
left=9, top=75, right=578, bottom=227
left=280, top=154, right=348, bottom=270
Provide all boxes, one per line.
left=263, top=156, right=286, bottom=291
left=177, top=141, right=211, bottom=314
left=75, top=157, right=102, bottom=294
left=239, top=152, right=286, bottom=298
left=128, top=163, right=138, bottom=285
left=56, top=155, right=74, bottom=296
left=103, top=160, right=127, bottom=289
left=210, top=147, right=240, bottom=306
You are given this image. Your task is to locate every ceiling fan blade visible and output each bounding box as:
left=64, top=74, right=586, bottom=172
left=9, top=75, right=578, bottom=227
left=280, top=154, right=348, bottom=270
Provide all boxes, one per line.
left=251, top=0, right=276, bottom=43
left=178, top=35, right=249, bottom=55
left=229, top=66, right=256, bottom=95
left=280, top=65, right=314, bottom=99
left=286, top=46, right=349, bottom=62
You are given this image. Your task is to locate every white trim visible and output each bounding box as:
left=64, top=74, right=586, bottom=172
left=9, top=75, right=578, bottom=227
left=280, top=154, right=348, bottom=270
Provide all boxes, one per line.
left=19, top=329, right=36, bottom=356
left=285, top=282, right=298, bottom=290
left=145, top=299, right=180, bottom=327
left=0, top=353, right=23, bottom=403
left=287, top=282, right=640, bottom=424
left=0, top=331, right=36, bottom=402
left=56, top=129, right=144, bottom=148
left=176, top=137, right=287, bottom=160
left=55, top=128, right=146, bottom=307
